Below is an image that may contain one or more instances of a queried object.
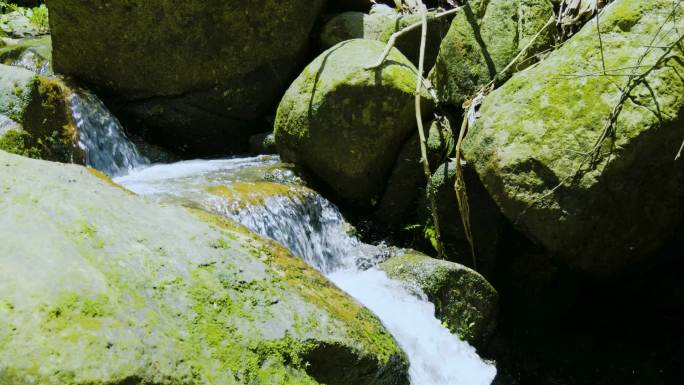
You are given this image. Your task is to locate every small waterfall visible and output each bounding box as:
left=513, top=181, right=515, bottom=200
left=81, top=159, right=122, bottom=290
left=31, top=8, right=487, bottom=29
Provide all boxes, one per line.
left=116, top=157, right=497, bottom=385
left=69, top=88, right=149, bottom=176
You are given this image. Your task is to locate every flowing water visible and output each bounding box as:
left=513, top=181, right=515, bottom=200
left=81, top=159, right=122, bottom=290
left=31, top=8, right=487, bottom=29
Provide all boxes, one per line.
left=69, top=88, right=149, bottom=176
left=115, top=157, right=497, bottom=385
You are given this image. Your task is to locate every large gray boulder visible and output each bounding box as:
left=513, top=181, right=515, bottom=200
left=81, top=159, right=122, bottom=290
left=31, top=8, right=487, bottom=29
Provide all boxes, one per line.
left=47, top=0, right=325, bottom=156
left=274, top=39, right=433, bottom=208
left=462, top=0, right=684, bottom=273
left=0, top=150, right=409, bottom=385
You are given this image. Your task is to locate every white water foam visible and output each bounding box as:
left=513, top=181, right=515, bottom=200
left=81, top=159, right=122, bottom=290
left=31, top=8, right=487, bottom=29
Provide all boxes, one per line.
left=69, top=88, right=149, bottom=176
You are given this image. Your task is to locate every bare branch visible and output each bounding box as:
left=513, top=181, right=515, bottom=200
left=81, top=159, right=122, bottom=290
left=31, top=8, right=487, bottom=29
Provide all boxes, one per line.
left=414, top=2, right=446, bottom=259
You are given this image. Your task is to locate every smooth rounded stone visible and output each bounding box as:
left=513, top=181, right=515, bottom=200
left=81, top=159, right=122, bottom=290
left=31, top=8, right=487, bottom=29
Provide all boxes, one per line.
left=421, top=160, right=502, bottom=275
left=462, top=0, right=684, bottom=273
left=0, top=150, right=409, bottom=385
left=374, top=118, right=455, bottom=226
left=48, top=0, right=325, bottom=156
left=320, top=4, right=452, bottom=68
left=0, top=63, right=82, bottom=162
left=430, top=0, right=555, bottom=107
left=379, top=250, right=499, bottom=347
left=274, top=39, right=433, bottom=208
left=0, top=35, right=51, bottom=74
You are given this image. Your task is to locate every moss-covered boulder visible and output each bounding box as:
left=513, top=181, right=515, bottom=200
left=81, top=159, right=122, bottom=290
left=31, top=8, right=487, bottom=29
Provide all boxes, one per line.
left=0, top=63, right=81, bottom=162
left=0, top=35, right=51, bottom=74
left=320, top=4, right=452, bottom=68
left=462, top=0, right=684, bottom=273
left=374, top=118, right=455, bottom=226
left=275, top=39, right=433, bottom=207
left=47, top=0, right=325, bottom=156
left=0, top=150, right=409, bottom=385
left=379, top=251, right=498, bottom=347
left=430, top=0, right=555, bottom=106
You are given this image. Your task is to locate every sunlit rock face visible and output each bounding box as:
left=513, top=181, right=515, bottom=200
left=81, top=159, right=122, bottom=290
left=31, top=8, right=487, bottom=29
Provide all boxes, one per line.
left=48, top=0, right=325, bottom=156
left=0, top=150, right=409, bottom=385
left=274, top=39, right=432, bottom=208
left=463, top=0, right=684, bottom=273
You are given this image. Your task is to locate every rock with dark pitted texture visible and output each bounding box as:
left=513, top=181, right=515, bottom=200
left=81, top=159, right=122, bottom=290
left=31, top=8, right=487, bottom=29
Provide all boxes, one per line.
left=47, top=0, right=325, bottom=156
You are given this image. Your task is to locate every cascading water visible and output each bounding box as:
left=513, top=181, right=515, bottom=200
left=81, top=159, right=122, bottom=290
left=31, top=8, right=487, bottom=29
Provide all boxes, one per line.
left=69, top=88, right=149, bottom=176
left=116, top=156, right=497, bottom=385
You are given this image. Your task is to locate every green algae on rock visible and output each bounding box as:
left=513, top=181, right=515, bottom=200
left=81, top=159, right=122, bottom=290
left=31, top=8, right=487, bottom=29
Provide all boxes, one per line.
left=430, top=0, right=555, bottom=107
left=0, top=150, right=409, bottom=385
left=462, top=0, right=684, bottom=273
left=0, top=63, right=81, bottom=162
left=379, top=251, right=499, bottom=347
left=47, top=0, right=325, bottom=156
left=274, top=39, right=433, bottom=208
left=207, top=181, right=314, bottom=212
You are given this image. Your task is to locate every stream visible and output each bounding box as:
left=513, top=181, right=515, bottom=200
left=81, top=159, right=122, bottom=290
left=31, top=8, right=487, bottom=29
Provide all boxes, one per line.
left=75, top=91, right=497, bottom=385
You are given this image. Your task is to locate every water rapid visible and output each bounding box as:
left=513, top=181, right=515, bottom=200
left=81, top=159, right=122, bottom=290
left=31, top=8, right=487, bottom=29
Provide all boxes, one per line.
left=115, top=157, right=497, bottom=385
left=69, top=88, right=149, bottom=176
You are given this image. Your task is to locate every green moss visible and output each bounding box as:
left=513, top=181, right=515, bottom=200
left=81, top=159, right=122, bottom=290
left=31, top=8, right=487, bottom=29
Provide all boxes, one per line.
left=86, top=168, right=135, bottom=195
left=192, top=209, right=405, bottom=366
left=430, top=0, right=554, bottom=106
left=275, top=39, right=432, bottom=207
left=380, top=252, right=498, bottom=345
left=0, top=128, right=40, bottom=157
left=44, top=292, right=112, bottom=333
left=462, top=0, right=684, bottom=272
left=207, top=182, right=310, bottom=210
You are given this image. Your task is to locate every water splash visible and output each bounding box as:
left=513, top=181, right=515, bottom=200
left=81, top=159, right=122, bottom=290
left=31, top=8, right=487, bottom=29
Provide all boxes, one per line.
left=69, top=88, right=149, bottom=176
left=116, top=157, right=497, bottom=385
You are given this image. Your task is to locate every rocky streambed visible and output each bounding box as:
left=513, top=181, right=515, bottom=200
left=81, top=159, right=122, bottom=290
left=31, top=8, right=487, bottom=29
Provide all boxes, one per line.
left=1, top=0, right=684, bottom=384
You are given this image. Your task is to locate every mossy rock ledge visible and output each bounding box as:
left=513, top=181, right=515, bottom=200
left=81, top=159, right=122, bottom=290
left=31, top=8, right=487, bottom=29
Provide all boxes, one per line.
left=379, top=251, right=499, bottom=348
left=0, top=63, right=81, bottom=162
left=462, top=0, right=684, bottom=273
left=274, top=39, right=433, bottom=208
left=0, top=151, right=409, bottom=385
left=47, top=0, right=325, bottom=156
